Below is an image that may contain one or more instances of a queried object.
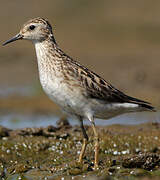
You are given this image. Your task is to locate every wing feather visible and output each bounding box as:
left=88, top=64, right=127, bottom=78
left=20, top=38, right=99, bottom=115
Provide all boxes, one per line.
left=59, top=49, right=155, bottom=111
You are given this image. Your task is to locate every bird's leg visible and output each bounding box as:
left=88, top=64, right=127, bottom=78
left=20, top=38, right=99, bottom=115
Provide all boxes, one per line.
left=78, top=117, right=88, bottom=163
left=90, top=120, right=99, bottom=169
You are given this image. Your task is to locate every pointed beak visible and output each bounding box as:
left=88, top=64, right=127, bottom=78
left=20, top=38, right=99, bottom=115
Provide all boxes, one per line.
left=2, top=33, right=23, bottom=46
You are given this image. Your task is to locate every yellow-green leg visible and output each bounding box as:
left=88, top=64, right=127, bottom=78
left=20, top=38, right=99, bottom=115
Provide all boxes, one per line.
left=91, top=120, right=99, bottom=169
left=78, top=118, right=88, bottom=163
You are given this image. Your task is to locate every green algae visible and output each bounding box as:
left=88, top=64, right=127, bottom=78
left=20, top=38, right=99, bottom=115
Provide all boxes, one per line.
left=0, top=122, right=160, bottom=179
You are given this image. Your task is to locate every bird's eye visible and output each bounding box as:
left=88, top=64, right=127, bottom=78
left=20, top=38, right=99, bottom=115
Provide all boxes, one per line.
left=29, top=25, right=35, bottom=30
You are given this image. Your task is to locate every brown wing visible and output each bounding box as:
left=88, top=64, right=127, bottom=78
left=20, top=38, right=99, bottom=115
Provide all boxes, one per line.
left=76, top=66, right=143, bottom=102
left=79, top=68, right=155, bottom=111
left=59, top=48, right=155, bottom=111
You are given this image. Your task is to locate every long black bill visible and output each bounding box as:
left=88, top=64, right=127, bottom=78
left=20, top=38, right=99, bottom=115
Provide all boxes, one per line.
left=2, top=34, right=23, bottom=46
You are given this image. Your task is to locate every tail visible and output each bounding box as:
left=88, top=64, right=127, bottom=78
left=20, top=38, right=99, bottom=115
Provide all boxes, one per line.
left=138, top=103, right=156, bottom=112
left=126, top=95, right=156, bottom=112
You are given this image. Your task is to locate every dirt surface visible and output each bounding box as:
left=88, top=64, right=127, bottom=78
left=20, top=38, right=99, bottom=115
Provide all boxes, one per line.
left=0, top=120, right=160, bottom=179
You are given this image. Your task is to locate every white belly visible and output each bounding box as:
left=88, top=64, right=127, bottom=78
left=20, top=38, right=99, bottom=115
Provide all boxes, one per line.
left=39, top=72, right=89, bottom=116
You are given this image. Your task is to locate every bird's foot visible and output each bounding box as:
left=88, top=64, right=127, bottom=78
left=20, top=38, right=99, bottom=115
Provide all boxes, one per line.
left=93, top=162, right=99, bottom=170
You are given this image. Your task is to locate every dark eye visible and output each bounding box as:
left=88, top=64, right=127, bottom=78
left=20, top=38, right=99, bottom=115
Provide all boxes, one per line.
left=29, top=25, right=35, bottom=30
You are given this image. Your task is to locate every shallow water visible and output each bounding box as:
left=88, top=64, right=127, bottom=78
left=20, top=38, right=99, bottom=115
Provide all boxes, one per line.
left=0, top=111, right=159, bottom=129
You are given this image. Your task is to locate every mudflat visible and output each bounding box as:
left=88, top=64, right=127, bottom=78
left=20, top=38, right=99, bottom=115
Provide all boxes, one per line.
left=0, top=121, right=160, bottom=180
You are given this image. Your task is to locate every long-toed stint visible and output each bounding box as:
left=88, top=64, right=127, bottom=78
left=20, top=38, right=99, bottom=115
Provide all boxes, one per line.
left=3, top=17, right=155, bottom=169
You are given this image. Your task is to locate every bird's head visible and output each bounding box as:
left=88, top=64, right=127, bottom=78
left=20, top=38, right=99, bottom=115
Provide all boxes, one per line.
left=3, top=17, right=54, bottom=46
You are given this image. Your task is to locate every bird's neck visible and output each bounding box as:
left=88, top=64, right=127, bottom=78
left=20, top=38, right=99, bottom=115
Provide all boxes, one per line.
left=34, top=37, right=60, bottom=64
left=34, top=37, right=65, bottom=80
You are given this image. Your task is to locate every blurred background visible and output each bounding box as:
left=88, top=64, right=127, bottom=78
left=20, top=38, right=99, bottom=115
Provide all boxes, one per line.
left=0, top=0, right=160, bottom=128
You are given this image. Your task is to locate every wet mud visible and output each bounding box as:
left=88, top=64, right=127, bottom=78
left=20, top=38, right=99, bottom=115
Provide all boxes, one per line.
left=0, top=120, right=160, bottom=179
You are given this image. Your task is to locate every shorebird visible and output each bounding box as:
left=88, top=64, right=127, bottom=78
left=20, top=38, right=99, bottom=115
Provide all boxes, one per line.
left=3, top=17, right=155, bottom=169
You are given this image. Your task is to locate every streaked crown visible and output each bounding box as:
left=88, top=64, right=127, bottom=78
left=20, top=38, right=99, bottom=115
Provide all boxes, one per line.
left=20, top=17, right=53, bottom=42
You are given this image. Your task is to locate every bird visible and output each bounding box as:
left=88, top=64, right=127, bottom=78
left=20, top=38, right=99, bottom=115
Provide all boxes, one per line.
left=3, top=17, right=155, bottom=169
